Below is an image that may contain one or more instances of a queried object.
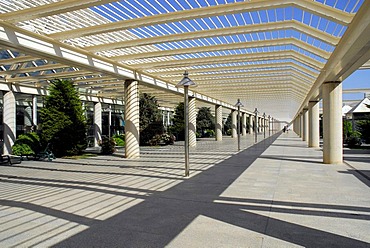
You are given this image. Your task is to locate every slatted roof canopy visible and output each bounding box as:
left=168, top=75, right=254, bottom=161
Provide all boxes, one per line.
left=0, top=0, right=369, bottom=121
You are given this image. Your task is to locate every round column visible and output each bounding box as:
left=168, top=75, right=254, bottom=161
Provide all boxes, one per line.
left=215, top=105, right=222, bottom=141
left=94, top=102, right=102, bottom=147
left=3, top=91, right=16, bottom=155
left=308, top=101, right=320, bottom=148
left=249, top=114, right=253, bottom=134
left=189, top=97, right=196, bottom=147
left=124, top=80, right=140, bottom=159
left=242, top=113, right=247, bottom=136
left=322, top=81, right=343, bottom=164
left=302, top=108, right=309, bottom=142
left=231, top=110, right=237, bottom=138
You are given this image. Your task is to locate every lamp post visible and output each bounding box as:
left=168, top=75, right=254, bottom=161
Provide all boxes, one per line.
left=268, top=115, right=271, bottom=136
left=263, top=112, right=266, bottom=139
left=235, top=99, right=243, bottom=151
left=176, top=71, right=196, bottom=177
left=254, top=108, right=259, bottom=143
left=104, top=105, right=112, bottom=139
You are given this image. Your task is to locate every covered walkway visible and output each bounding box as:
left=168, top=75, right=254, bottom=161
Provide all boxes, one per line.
left=0, top=133, right=369, bottom=247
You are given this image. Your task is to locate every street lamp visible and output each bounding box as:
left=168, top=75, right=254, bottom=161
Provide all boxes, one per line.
left=176, top=71, right=196, bottom=177
left=235, top=99, right=243, bottom=151
left=263, top=112, right=266, bottom=139
left=254, top=108, right=259, bottom=143
left=268, top=115, right=271, bottom=136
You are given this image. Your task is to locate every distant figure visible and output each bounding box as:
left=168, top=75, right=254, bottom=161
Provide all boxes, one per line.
left=283, top=126, right=287, bottom=133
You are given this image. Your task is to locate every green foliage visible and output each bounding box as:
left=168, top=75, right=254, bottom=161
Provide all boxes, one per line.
left=196, top=107, right=215, bottom=137
left=12, top=132, right=41, bottom=156
left=40, top=79, right=87, bottom=157
left=113, top=134, right=125, bottom=146
left=357, top=120, right=370, bottom=144
left=346, top=131, right=362, bottom=147
left=170, top=102, right=185, bottom=141
left=139, top=93, right=165, bottom=145
left=343, top=120, right=352, bottom=142
left=100, top=136, right=116, bottom=155
left=148, top=133, right=175, bottom=146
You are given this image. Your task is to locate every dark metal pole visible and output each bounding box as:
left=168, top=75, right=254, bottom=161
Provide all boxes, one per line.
left=184, top=86, right=189, bottom=177
left=237, top=106, right=241, bottom=151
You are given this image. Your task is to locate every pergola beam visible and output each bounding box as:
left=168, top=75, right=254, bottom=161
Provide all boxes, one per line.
left=112, top=38, right=330, bottom=61
left=87, top=20, right=339, bottom=52
left=132, top=51, right=324, bottom=71
left=49, top=0, right=352, bottom=40
left=0, top=0, right=117, bottom=23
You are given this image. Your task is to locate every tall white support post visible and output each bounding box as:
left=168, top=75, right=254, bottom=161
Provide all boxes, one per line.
left=94, top=102, right=102, bottom=147
left=215, top=105, right=223, bottom=141
left=231, top=110, right=237, bottom=138
left=3, top=91, right=16, bottom=155
left=32, top=95, right=37, bottom=128
left=189, top=97, right=196, bottom=147
left=308, top=101, right=320, bottom=148
left=249, top=114, right=253, bottom=134
left=302, top=108, right=309, bottom=142
left=124, top=80, right=140, bottom=159
left=322, top=81, right=343, bottom=164
left=299, top=113, right=303, bottom=138
left=242, top=113, right=247, bottom=136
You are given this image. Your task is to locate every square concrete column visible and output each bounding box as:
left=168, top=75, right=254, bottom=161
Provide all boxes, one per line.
left=322, top=81, right=343, bottom=164
left=94, top=102, right=102, bottom=147
left=242, top=113, right=247, bottom=136
left=189, top=97, right=196, bottom=147
left=32, top=95, right=37, bottom=127
left=302, top=108, right=309, bottom=142
left=215, top=105, right=222, bottom=141
left=308, top=101, right=320, bottom=148
left=3, top=91, right=16, bottom=155
left=125, top=80, right=140, bottom=159
left=249, top=114, right=253, bottom=134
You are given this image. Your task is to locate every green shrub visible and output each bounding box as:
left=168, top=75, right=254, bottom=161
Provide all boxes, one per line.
left=12, top=132, right=41, bottom=156
left=346, top=131, right=362, bottom=148
left=148, top=133, right=175, bottom=146
left=113, top=134, right=125, bottom=146
left=100, top=137, right=116, bottom=155
left=357, top=120, right=370, bottom=144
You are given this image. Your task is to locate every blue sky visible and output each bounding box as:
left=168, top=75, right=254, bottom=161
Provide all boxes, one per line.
left=343, top=69, right=370, bottom=100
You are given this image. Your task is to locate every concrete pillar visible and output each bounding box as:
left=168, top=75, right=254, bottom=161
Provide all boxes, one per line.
left=242, top=113, right=247, bottom=136
left=94, top=102, right=102, bottom=147
left=32, top=95, right=37, bottom=127
left=302, top=108, right=308, bottom=142
left=3, top=91, right=16, bottom=155
left=299, top=114, right=303, bottom=138
left=322, top=81, right=343, bottom=164
left=231, top=110, right=237, bottom=138
left=215, top=105, right=222, bottom=141
left=249, top=114, right=253, bottom=134
left=189, top=97, right=196, bottom=147
left=125, top=80, right=140, bottom=158
left=308, top=101, right=320, bottom=148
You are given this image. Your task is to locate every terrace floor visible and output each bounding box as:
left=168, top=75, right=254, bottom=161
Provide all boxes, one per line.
left=0, top=132, right=369, bottom=247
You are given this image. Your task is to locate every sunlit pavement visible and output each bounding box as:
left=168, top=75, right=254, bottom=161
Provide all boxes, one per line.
left=0, top=132, right=369, bottom=247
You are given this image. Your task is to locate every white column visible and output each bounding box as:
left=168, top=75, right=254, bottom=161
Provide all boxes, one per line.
left=189, top=97, right=196, bottom=147
left=249, top=114, right=253, bottom=134
left=32, top=95, right=37, bottom=127
left=308, top=101, right=320, bottom=148
left=231, top=110, right=237, bottom=138
left=299, top=113, right=303, bottom=138
left=125, top=80, right=140, bottom=158
left=302, top=108, right=309, bottom=142
left=215, top=105, right=222, bottom=141
left=94, top=102, right=102, bottom=147
left=242, top=113, right=247, bottom=136
left=3, top=91, right=16, bottom=155
left=322, top=81, right=343, bottom=164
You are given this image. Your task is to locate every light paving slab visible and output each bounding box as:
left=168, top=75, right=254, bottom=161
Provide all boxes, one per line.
left=0, top=132, right=369, bottom=247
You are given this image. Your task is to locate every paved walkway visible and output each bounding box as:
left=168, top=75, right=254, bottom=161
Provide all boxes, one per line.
left=0, top=132, right=369, bottom=247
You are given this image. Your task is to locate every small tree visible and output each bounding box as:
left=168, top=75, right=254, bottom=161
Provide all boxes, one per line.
left=40, top=79, right=87, bottom=157
left=170, top=102, right=185, bottom=141
left=224, top=113, right=232, bottom=135
left=139, top=93, right=164, bottom=145
left=196, top=107, right=215, bottom=137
